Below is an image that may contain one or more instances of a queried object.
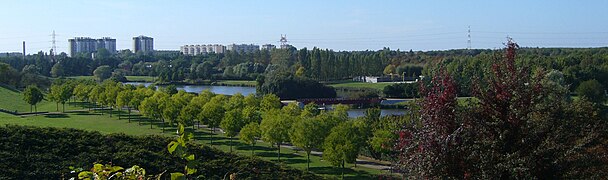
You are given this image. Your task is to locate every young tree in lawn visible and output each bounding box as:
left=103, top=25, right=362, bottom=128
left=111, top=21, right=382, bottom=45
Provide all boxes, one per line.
left=220, top=109, right=245, bottom=152
left=289, top=117, right=325, bottom=170
left=102, top=81, right=121, bottom=117
left=73, top=83, right=93, bottom=110
left=139, top=92, right=167, bottom=129
left=49, top=84, right=62, bottom=112
left=260, top=109, right=294, bottom=162
left=323, top=121, right=365, bottom=179
left=117, top=89, right=134, bottom=122
left=130, top=87, right=152, bottom=125
left=179, top=99, right=202, bottom=129
left=22, top=85, right=44, bottom=112
left=201, top=97, right=225, bottom=145
left=239, top=122, right=261, bottom=156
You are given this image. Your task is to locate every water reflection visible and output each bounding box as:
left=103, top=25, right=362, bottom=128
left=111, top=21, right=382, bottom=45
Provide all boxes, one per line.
left=124, top=82, right=256, bottom=96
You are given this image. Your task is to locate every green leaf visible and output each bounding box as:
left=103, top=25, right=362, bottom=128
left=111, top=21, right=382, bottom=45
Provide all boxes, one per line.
left=185, top=154, right=195, bottom=161
left=170, top=172, right=186, bottom=180
left=111, top=166, right=124, bottom=172
left=178, top=124, right=185, bottom=135
left=78, top=171, right=94, bottom=180
left=185, top=132, right=194, bottom=141
left=167, top=141, right=178, bottom=154
left=186, top=166, right=197, bottom=175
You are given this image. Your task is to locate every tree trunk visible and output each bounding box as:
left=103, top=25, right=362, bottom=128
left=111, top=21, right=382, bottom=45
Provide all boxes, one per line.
left=342, top=160, right=345, bottom=179
left=109, top=107, right=112, bottom=117
left=62, top=103, right=65, bottom=112
left=307, top=151, right=310, bottom=171
left=210, top=128, right=214, bottom=146
left=30, top=105, right=32, bottom=113
left=128, top=108, right=131, bottom=123
left=277, top=143, right=281, bottom=162
left=251, top=144, right=255, bottom=156
left=56, top=102, right=59, bottom=112
left=230, top=137, right=233, bottom=152
left=150, top=118, right=153, bottom=129
left=34, top=104, right=37, bottom=113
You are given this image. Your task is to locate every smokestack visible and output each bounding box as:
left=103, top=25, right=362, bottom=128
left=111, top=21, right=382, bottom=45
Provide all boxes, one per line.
left=22, top=41, right=25, bottom=60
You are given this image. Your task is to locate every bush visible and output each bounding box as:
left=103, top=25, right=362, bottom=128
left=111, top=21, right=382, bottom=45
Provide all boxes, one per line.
left=0, top=125, right=319, bottom=179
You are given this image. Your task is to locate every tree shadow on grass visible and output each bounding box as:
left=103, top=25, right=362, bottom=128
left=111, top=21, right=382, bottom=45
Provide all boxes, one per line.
left=255, top=151, right=300, bottom=159
left=235, top=145, right=275, bottom=152
left=44, top=113, right=69, bottom=118
left=211, top=140, right=247, bottom=147
left=309, top=166, right=374, bottom=180
left=70, top=112, right=100, bottom=116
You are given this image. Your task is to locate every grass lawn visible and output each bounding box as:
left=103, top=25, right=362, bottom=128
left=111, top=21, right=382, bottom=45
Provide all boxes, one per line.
left=329, top=81, right=397, bottom=91
left=0, top=101, right=390, bottom=179
left=126, top=76, right=156, bottom=82
left=0, top=87, right=82, bottom=113
left=215, top=80, right=257, bottom=86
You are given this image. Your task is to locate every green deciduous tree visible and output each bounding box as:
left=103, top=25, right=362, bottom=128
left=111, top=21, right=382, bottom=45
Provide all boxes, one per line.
left=260, top=109, right=294, bottom=161
left=239, top=122, right=261, bottom=156
left=260, top=94, right=281, bottom=111
left=576, top=79, right=606, bottom=104
left=93, top=65, right=112, bottom=82
left=22, top=85, right=44, bottom=112
left=289, top=117, right=325, bottom=170
left=323, top=121, right=365, bottom=179
left=220, top=109, right=244, bottom=152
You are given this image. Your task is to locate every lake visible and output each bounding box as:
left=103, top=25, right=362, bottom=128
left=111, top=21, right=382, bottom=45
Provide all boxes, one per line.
left=124, top=82, right=256, bottom=96
left=125, top=82, right=407, bottom=118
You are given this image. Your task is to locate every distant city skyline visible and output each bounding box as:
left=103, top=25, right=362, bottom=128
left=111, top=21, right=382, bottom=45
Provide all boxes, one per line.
left=1, top=0, right=608, bottom=54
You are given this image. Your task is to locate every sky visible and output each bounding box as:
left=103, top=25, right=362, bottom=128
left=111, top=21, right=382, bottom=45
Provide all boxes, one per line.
left=1, top=0, right=607, bottom=54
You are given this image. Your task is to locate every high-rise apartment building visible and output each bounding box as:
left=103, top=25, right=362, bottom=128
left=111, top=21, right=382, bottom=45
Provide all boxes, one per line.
left=226, top=44, right=259, bottom=53
left=261, top=44, right=276, bottom=50
left=133, top=35, right=154, bottom=53
left=68, top=37, right=116, bottom=57
left=180, top=44, right=226, bottom=55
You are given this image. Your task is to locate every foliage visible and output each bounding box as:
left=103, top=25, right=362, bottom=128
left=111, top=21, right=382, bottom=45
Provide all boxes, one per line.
left=396, top=39, right=608, bottom=179
left=239, top=122, right=261, bottom=155
left=289, top=117, right=325, bottom=170
left=576, top=79, right=606, bottom=104
left=22, top=85, right=44, bottom=112
left=94, top=65, right=113, bottom=82
left=0, top=125, right=319, bottom=179
left=257, top=73, right=336, bottom=99
left=383, top=82, right=419, bottom=98
left=260, top=109, right=294, bottom=161
left=323, top=120, right=366, bottom=178
left=167, top=124, right=198, bottom=178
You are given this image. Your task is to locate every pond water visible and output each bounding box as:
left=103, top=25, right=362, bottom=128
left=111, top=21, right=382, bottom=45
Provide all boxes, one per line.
left=125, top=82, right=407, bottom=118
left=124, top=82, right=256, bottom=96
left=346, top=108, right=407, bottom=118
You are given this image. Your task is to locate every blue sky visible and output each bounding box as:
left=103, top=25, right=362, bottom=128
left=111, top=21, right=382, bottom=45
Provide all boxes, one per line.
left=1, top=0, right=607, bottom=54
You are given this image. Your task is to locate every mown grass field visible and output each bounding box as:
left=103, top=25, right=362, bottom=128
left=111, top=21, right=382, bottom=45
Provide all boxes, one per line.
left=0, top=87, right=389, bottom=179
left=126, top=76, right=156, bottom=82
left=0, top=86, right=82, bottom=113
